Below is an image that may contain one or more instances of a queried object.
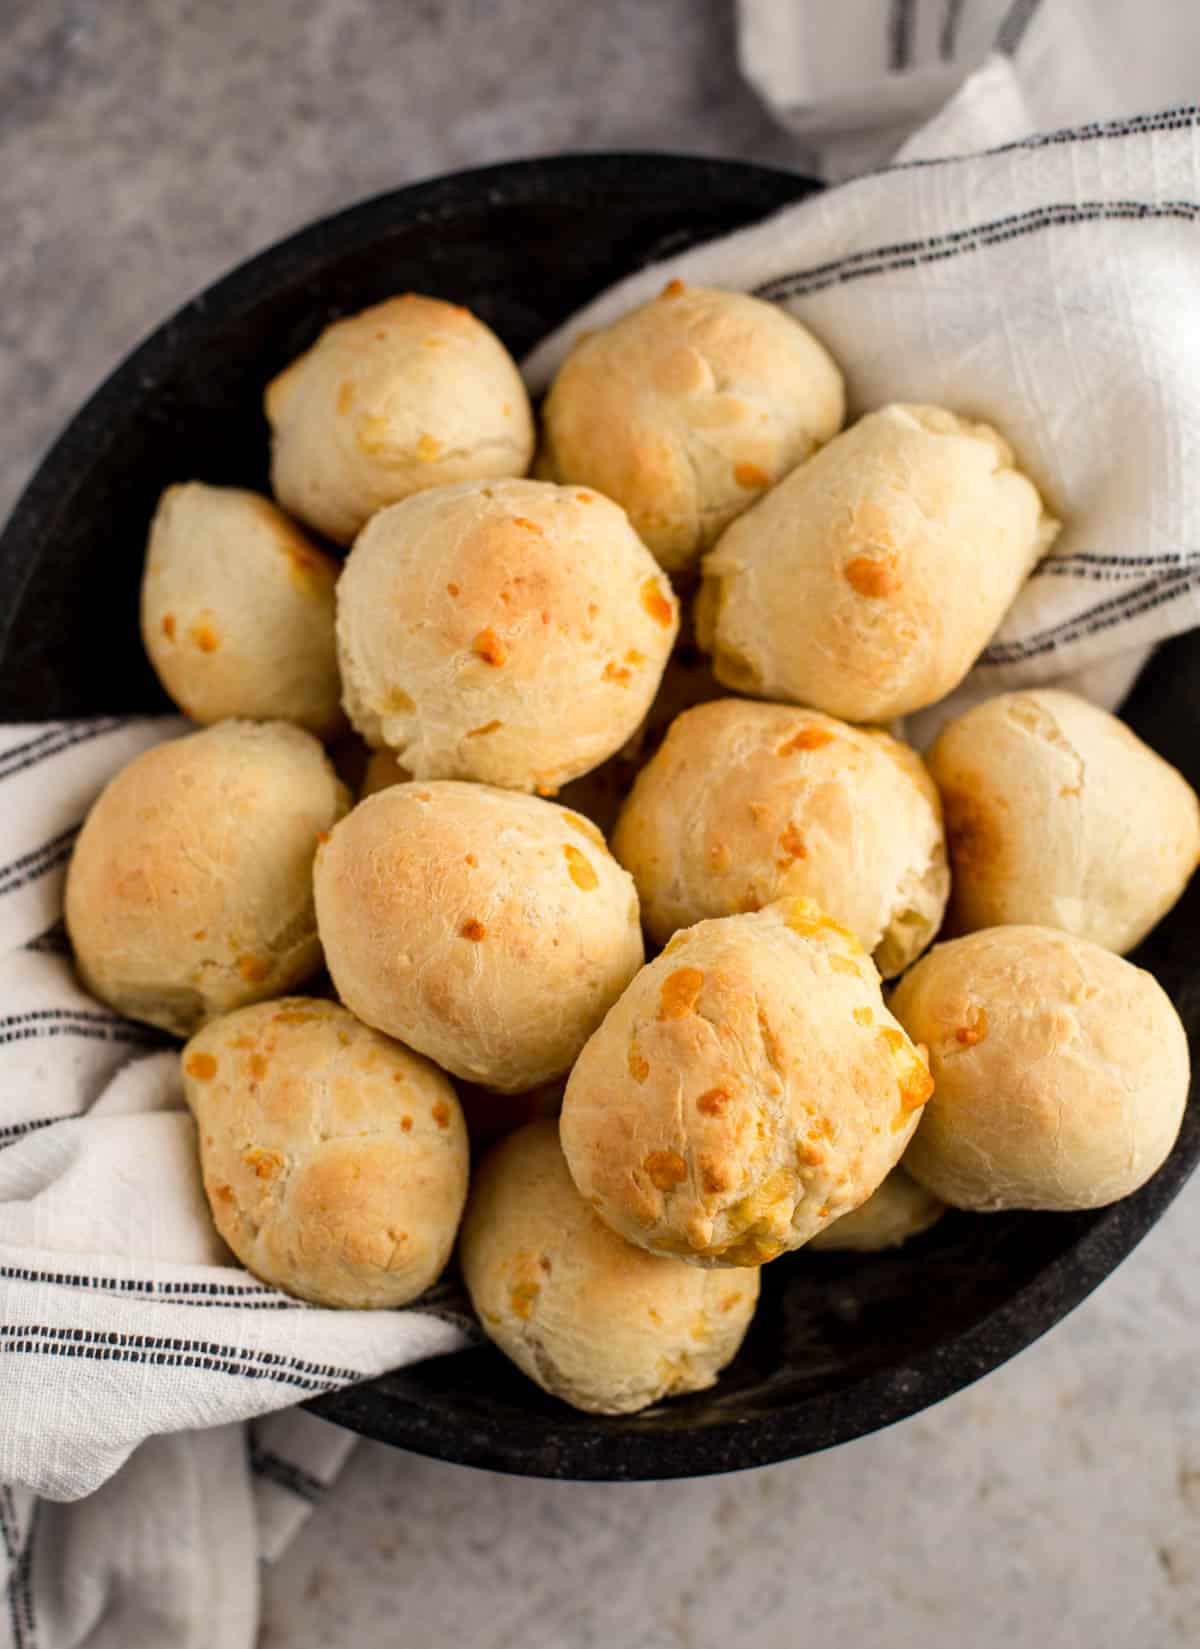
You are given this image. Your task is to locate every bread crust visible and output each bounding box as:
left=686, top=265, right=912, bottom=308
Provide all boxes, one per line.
left=696, top=404, right=1058, bottom=720
left=65, top=720, right=348, bottom=1035
left=313, top=781, right=644, bottom=1093
left=892, top=925, right=1190, bottom=1210
left=266, top=294, right=534, bottom=544
left=928, top=688, right=1200, bottom=952
left=560, top=900, right=932, bottom=1265
left=184, top=997, right=468, bottom=1308
left=612, top=698, right=948, bottom=976
left=140, top=483, right=343, bottom=736
left=461, top=1120, right=759, bottom=1413
left=336, top=479, right=679, bottom=792
left=543, top=283, right=844, bottom=574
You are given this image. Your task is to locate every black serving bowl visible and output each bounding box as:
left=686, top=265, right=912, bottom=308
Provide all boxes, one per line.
left=3, top=155, right=1198, bottom=1481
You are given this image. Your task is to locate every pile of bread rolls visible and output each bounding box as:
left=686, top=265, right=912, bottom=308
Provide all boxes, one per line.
left=65, top=283, right=1198, bottom=1417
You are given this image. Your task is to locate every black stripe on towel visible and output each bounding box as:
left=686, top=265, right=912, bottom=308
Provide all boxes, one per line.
left=1034, top=560, right=1199, bottom=584
left=0, top=1263, right=296, bottom=1307
left=2, top=1324, right=361, bottom=1392
left=0, top=1337, right=340, bottom=1393
left=249, top=1439, right=325, bottom=1504
left=0, top=1022, right=161, bottom=1053
left=982, top=570, right=1195, bottom=667
left=0, top=1489, right=17, bottom=1567
left=0, top=829, right=80, bottom=897
left=874, top=106, right=1200, bottom=178
left=755, top=200, right=1200, bottom=303
left=940, top=0, right=966, bottom=60
left=0, top=1008, right=146, bottom=1031
left=889, top=0, right=915, bottom=69
left=1033, top=551, right=1200, bottom=575
left=0, top=719, right=126, bottom=786
left=996, top=0, right=1043, bottom=54
left=3, top=1495, right=34, bottom=1649
left=0, top=1118, right=70, bottom=1147
left=0, top=727, right=74, bottom=774
left=14, top=1503, right=35, bottom=1649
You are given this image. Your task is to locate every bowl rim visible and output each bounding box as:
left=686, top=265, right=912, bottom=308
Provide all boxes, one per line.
left=3, top=150, right=1194, bottom=1481
left=309, top=1148, right=1192, bottom=1479
left=0, top=149, right=809, bottom=659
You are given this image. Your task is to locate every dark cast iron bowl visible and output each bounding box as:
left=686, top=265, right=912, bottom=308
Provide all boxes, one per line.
left=2, top=155, right=1197, bottom=1481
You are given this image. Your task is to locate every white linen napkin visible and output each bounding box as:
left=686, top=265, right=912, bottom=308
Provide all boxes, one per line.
left=6, top=42, right=1200, bottom=1649
left=737, top=0, right=1200, bottom=181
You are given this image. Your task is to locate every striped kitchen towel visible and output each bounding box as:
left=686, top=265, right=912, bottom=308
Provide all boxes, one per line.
left=736, top=0, right=1200, bottom=180
left=526, top=63, right=1200, bottom=743
left=0, top=720, right=474, bottom=1649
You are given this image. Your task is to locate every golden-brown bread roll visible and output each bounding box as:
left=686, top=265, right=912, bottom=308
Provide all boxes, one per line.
left=560, top=900, right=933, bottom=1266
left=65, top=721, right=348, bottom=1036
left=891, top=926, right=1190, bottom=1211
left=541, top=283, right=844, bottom=574
left=806, top=1166, right=945, bottom=1252
left=139, top=483, right=343, bottom=736
left=460, top=1120, right=759, bottom=1413
left=696, top=404, right=1059, bottom=721
left=183, top=998, right=467, bottom=1307
left=336, top=479, right=679, bottom=793
left=612, top=699, right=948, bottom=974
left=927, top=689, right=1200, bottom=954
left=313, top=782, right=644, bottom=1093
left=266, top=294, right=534, bottom=544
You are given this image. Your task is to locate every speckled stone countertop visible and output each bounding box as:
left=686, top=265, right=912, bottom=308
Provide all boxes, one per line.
left=4, top=4, right=1199, bottom=1645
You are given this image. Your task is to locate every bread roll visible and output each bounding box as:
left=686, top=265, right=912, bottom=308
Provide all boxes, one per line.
left=183, top=998, right=467, bottom=1307
left=927, top=689, right=1200, bottom=953
left=461, top=1121, right=759, bottom=1413
left=65, top=721, right=348, bottom=1035
left=612, top=699, right=948, bottom=974
left=313, top=782, right=644, bottom=1093
left=139, top=483, right=343, bottom=736
left=542, top=283, right=844, bottom=574
left=266, top=294, right=534, bottom=544
left=891, top=927, right=1190, bottom=1211
left=336, top=479, right=679, bottom=793
left=560, top=900, right=933, bottom=1266
left=807, top=1166, right=945, bottom=1252
left=696, top=404, right=1058, bottom=721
